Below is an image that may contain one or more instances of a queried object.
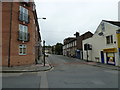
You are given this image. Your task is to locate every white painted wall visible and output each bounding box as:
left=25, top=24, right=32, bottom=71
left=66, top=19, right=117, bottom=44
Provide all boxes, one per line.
left=118, top=1, right=120, bottom=21
left=83, top=20, right=119, bottom=66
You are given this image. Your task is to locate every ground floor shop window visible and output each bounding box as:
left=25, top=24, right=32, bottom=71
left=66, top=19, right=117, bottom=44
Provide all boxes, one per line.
left=106, top=52, right=115, bottom=65
left=19, top=44, right=27, bottom=55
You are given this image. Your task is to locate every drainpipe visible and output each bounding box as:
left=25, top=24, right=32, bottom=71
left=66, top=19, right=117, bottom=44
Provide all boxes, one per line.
left=8, top=2, right=13, bottom=67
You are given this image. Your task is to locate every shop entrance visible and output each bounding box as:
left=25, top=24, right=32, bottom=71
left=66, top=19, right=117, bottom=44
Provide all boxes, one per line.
left=106, top=52, right=115, bottom=65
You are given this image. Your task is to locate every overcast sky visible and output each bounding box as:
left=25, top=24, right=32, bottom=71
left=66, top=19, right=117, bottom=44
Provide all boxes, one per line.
left=35, top=0, right=119, bottom=46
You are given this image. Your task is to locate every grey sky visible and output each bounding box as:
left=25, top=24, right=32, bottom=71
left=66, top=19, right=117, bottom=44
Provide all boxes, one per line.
left=35, top=0, right=119, bottom=46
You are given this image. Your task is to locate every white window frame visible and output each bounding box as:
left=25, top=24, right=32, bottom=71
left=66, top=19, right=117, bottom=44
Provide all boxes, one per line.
left=19, top=45, right=27, bottom=55
left=19, top=6, right=28, bottom=22
left=19, top=24, right=28, bottom=41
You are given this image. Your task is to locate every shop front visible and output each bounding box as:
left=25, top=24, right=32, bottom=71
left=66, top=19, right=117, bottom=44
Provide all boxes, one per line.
left=103, top=48, right=117, bottom=65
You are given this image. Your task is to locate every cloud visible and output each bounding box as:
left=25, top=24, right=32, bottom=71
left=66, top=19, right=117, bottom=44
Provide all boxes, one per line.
left=35, top=0, right=119, bottom=45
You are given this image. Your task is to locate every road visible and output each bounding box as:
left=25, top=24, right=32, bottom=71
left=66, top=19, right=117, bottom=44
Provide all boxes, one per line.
left=2, top=54, right=118, bottom=89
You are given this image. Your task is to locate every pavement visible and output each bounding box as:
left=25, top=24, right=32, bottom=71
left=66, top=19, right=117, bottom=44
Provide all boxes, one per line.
left=86, top=61, right=120, bottom=71
left=1, top=56, right=53, bottom=73
left=0, top=55, right=120, bottom=73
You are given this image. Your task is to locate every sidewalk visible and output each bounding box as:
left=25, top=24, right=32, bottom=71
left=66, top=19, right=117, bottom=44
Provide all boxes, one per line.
left=72, top=57, right=120, bottom=71
left=84, top=60, right=120, bottom=71
left=1, top=56, right=53, bottom=73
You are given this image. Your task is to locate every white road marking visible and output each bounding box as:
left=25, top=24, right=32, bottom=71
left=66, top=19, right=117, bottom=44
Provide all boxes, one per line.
left=38, top=72, right=49, bottom=89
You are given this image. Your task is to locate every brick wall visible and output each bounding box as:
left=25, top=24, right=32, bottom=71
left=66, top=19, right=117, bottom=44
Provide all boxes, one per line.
left=2, top=2, right=38, bottom=66
left=77, top=31, right=93, bottom=50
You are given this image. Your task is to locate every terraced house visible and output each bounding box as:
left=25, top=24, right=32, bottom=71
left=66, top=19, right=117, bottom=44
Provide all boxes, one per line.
left=63, top=32, right=93, bottom=59
left=2, top=0, right=42, bottom=66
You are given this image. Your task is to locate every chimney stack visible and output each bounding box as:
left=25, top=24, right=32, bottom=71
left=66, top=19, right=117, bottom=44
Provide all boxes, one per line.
left=74, top=32, right=79, bottom=37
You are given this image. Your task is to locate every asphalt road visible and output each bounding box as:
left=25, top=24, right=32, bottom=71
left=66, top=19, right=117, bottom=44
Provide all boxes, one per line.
left=2, top=54, right=118, bottom=89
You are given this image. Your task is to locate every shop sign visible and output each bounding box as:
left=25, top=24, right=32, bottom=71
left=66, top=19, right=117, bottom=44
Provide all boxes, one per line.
left=103, top=48, right=117, bottom=53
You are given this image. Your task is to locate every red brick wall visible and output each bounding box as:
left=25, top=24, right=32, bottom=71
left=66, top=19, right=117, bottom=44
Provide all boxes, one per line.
left=2, top=2, right=11, bottom=66
left=77, top=32, right=93, bottom=50
left=2, top=2, right=37, bottom=66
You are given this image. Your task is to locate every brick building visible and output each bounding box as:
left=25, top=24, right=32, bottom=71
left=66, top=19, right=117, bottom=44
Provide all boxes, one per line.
left=63, top=37, right=77, bottom=57
left=2, top=1, right=42, bottom=66
left=63, top=31, right=93, bottom=59
left=75, top=31, right=93, bottom=59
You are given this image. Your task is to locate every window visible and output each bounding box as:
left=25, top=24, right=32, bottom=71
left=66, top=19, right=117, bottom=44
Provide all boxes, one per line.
left=19, top=6, right=29, bottom=23
left=19, top=45, right=27, bottom=55
left=106, top=35, right=113, bottom=44
left=23, top=0, right=29, bottom=2
left=18, top=24, right=28, bottom=41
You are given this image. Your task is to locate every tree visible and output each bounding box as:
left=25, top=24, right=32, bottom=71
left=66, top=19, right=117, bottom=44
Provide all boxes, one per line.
left=55, top=43, right=63, bottom=55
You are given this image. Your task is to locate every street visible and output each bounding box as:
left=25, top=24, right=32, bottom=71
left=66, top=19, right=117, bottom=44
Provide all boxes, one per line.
left=2, top=54, right=118, bottom=88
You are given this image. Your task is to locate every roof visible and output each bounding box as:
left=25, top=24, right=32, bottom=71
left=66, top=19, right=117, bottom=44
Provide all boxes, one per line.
left=64, top=37, right=76, bottom=40
left=103, top=20, right=120, bottom=27
left=81, top=31, right=93, bottom=37
left=64, top=37, right=76, bottom=45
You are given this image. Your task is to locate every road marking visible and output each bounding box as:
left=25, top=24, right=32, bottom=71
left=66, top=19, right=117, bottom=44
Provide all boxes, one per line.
left=38, top=72, right=49, bottom=89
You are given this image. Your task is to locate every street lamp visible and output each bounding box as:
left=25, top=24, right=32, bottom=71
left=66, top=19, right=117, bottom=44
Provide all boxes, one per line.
left=43, top=40, right=45, bottom=66
left=37, top=17, right=46, bottom=66
left=37, top=17, right=46, bottom=20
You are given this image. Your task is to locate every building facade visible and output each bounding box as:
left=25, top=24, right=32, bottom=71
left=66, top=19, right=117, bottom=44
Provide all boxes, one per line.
left=63, top=32, right=93, bottom=59
left=118, top=1, right=120, bottom=21
left=63, top=37, right=77, bottom=57
left=2, top=1, right=42, bottom=66
left=75, top=32, right=93, bottom=59
left=83, top=20, right=120, bottom=66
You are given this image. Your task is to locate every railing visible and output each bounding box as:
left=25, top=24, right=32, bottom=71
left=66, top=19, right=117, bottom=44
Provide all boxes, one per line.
left=18, top=11, right=30, bottom=24
left=18, top=31, right=30, bottom=42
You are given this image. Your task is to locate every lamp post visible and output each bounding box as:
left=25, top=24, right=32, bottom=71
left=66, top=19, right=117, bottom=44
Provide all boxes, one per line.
left=43, top=40, right=45, bottom=66
left=38, top=17, right=46, bottom=66
left=85, top=43, right=89, bottom=62
left=37, top=17, right=46, bottom=20
left=86, top=44, right=88, bottom=62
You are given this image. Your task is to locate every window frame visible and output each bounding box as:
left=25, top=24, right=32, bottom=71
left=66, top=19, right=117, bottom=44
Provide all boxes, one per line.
left=19, top=44, right=27, bottom=55
left=106, top=35, right=113, bottom=44
left=19, top=24, right=28, bottom=41
left=19, top=6, right=28, bottom=23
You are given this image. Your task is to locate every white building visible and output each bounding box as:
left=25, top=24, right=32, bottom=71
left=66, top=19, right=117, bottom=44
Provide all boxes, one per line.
left=82, top=20, right=120, bottom=66
left=118, top=1, right=120, bottom=21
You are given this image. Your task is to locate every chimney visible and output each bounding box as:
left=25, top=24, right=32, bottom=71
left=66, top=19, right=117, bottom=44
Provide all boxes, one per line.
left=74, top=32, right=79, bottom=37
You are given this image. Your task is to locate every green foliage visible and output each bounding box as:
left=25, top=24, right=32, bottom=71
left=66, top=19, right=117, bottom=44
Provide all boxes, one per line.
left=55, top=43, right=63, bottom=55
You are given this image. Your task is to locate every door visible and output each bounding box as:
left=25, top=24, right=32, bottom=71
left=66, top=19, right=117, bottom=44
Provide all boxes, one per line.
left=106, top=52, right=115, bottom=65
left=100, top=51, right=104, bottom=63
